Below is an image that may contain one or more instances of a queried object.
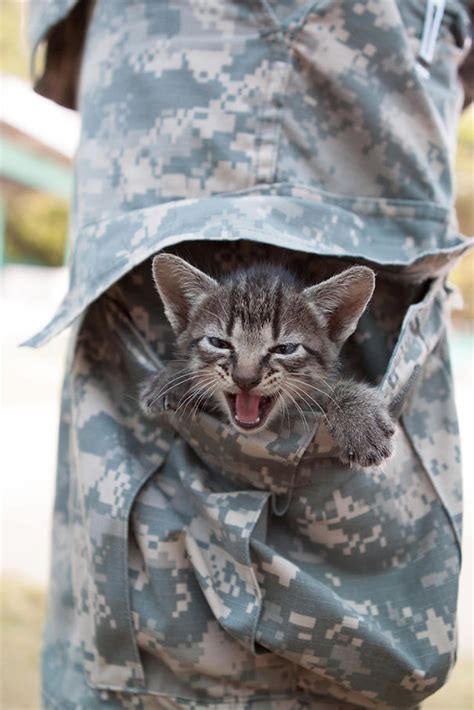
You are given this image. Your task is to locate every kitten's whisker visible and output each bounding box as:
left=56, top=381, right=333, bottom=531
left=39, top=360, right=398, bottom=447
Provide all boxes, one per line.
left=277, top=393, right=290, bottom=433
left=284, top=379, right=328, bottom=421
left=286, top=375, right=338, bottom=408
left=281, top=381, right=324, bottom=429
left=189, top=383, right=220, bottom=420
left=316, top=376, right=336, bottom=394
left=159, top=366, right=208, bottom=387
left=146, top=376, right=201, bottom=411
left=300, top=379, right=337, bottom=402
left=191, top=382, right=220, bottom=419
left=190, top=377, right=219, bottom=417
left=282, top=393, right=291, bottom=430
left=285, top=377, right=333, bottom=412
left=299, top=378, right=342, bottom=413
left=276, top=394, right=284, bottom=434
left=279, top=393, right=288, bottom=430
left=150, top=367, right=204, bottom=394
left=174, top=376, right=216, bottom=410
left=151, top=368, right=209, bottom=401
left=280, top=384, right=310, bottom=434
left=172, top=377, right=217, bottom=419
left=169, top=376, right=208, bottom=407
left=295, top=391, right=327, bottom=421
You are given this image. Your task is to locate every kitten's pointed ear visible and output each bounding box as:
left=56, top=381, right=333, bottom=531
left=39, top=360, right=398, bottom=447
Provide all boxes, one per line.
left=152, top=253, right=218, bottom=334
left=303, top=266, right=375, bottom=346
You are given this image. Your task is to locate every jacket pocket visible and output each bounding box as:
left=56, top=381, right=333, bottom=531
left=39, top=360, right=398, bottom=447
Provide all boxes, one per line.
left=380, top=278, right=462, bottom=548
left=68, top=297, right=174, bottom=691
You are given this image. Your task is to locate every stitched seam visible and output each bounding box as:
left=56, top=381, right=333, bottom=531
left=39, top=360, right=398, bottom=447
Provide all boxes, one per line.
left=259, top=0, right=283, bottom=32
left=74, top=179, right=452, bottom=232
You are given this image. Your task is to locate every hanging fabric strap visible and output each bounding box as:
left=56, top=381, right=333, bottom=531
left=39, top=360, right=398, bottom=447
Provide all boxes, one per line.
left=417, top=0, right=446, bottom=79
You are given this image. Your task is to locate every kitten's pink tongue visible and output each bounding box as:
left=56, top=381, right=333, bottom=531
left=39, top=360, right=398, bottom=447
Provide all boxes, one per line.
left=235, top=393, right=261, bottom=423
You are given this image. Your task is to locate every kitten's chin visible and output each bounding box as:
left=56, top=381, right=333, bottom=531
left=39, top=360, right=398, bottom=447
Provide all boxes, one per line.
left=223, top=392, right=278, bottom=433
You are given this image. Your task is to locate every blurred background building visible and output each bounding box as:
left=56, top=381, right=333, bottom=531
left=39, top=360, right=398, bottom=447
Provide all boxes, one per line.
left=0, top=1, right=472, bottom=708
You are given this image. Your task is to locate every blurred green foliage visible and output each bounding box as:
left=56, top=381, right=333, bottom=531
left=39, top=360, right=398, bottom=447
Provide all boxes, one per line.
left=451, top=107, right=474, bottom=323
left=1, top=0, right=67, bottom=266
left=455, top=106, right=474, bottom=230
left=0, top=0, right=29, bottom=79
left=5, top=192, right=68, bottom=266
left=1, top=577, right=44, bottom=710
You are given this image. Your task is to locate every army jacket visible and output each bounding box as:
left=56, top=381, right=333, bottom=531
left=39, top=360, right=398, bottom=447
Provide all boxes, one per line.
left=28, top=1, right=473, bottom=708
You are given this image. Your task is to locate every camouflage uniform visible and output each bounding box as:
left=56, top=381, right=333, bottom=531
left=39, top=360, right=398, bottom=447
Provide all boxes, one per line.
left=28, top=1, right=473, bottom=708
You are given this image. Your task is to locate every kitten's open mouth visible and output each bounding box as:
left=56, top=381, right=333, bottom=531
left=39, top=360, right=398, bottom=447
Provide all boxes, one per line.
left=225, top=392, right=276, bottom=431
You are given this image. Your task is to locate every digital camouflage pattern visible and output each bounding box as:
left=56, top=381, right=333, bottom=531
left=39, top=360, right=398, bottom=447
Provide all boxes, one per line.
left=28, top=1, right=472, bottom=708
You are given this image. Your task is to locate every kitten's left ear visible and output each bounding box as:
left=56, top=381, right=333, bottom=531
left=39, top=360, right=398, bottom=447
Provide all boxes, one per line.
left=303, top=266, right=375, bottom=346
left=152, top=253, right=218, bottom=334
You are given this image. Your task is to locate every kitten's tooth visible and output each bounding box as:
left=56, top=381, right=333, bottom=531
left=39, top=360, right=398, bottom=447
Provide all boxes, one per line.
left=236, top=417, right=260, bottom=425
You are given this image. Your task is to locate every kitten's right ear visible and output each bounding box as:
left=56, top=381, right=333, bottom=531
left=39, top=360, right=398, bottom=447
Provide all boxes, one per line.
left=303, top=266, right=375, bottom=347
left=152, top=253, right=218, bottom=334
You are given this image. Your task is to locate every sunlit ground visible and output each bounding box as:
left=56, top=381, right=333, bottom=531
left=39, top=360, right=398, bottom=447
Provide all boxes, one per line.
left=1, top=264, right=473, bottom=709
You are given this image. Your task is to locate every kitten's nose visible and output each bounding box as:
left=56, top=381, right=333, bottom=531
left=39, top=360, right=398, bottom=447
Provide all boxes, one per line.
left=232, top=373, right=261, bottom=392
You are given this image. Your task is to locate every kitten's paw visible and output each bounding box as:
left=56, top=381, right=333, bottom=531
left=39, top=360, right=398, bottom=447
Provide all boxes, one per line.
left=328, top=384, right=395, bottom=468
left=339, top=410, right=395, bottom=467
left=139, top=374, right=177, bottom=416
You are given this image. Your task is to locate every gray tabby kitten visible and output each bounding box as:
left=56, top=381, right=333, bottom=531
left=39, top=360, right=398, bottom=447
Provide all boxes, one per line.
left=140, top=254, right=395, bottom=467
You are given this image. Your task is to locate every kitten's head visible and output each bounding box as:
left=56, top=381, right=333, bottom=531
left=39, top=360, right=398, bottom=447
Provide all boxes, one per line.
left=152, top=253, right=375, bottom=433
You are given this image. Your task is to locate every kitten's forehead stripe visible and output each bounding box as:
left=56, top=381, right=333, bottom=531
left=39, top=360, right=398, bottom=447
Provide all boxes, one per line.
left=271, top=283, right=282, bottom=342
left=226, top=284, right=237, bottom=337
left=230, top=271, right=285, bottom=334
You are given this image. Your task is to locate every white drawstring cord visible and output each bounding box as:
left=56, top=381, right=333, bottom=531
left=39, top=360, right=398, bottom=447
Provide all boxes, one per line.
left=416, top=0, right=446, bottom=80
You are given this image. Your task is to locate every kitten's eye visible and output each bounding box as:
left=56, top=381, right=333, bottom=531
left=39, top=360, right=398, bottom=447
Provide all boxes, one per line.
left=207, top=336, right=233, bottom=350
left=271, top=343, right=299, bottom=355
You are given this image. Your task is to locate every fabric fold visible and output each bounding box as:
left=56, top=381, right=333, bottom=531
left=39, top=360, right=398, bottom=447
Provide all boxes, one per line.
left=24, top=187, right=471, bottom=348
